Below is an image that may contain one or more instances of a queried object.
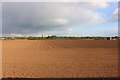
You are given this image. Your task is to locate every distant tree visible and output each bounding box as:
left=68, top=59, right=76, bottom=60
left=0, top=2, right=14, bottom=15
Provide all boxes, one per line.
left=51, top=35, right=57, bottom=39
left=27, top=36, right=33, bottom=40
left=46, top=36, right=51, bottom=39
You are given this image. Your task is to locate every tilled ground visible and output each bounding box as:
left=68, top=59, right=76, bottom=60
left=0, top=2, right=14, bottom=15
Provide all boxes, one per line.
left=2, top=40, right=119, bottom=78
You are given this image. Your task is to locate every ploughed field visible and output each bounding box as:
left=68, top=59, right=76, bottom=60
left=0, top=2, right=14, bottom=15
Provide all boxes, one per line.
left=2, top=40, right=118, bottom=78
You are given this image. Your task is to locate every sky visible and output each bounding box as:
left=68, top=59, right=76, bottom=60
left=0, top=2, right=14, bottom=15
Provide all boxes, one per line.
left=2, top=2, right=118, bottom=37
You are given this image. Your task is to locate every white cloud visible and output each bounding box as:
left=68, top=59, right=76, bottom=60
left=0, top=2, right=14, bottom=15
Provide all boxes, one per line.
left=55, top=18, right=68, bottom=24
left=113, top=8, right=118, bottom=15
left=88, top=2, right=109, bottom=8
left=10, top=33, right=23, bottom=37
left=112, top=8, right=119, bottom=22
left=70, top=2, right=109, bottom=9
left=65, top=28, right=73, bottom=34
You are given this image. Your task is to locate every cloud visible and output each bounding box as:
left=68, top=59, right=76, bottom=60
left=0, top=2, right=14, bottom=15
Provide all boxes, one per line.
left=112, top=8, right=118, bottom=22
left=2, top=2, right=108, bottom=36
left=69, top=2, right=109, bottom=9
left=112, top=8, right=120, bottom=22
left=55, top=18, right=68, bottom=24
left=3, top=33, right=23, bottom=37
left=89, top=2, right=109, bottom=8
left=10, top=33, right=23, bottom=37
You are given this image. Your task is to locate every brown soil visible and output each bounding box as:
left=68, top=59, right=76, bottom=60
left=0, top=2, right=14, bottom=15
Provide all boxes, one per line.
left=2, top=40, right=118, bottom=78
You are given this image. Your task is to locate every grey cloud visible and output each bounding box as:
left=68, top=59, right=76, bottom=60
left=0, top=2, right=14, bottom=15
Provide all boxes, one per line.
left=2, top=2, right=107, bottom=35
left=3, top=2, right=69, bottom=34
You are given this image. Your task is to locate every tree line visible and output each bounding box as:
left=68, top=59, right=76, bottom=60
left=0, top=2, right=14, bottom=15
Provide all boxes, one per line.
left=2, top=35, right=119, bottom=40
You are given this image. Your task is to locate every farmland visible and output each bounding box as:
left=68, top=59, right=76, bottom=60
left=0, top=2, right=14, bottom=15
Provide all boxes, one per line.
left=2, top=40, right=118, bottom=78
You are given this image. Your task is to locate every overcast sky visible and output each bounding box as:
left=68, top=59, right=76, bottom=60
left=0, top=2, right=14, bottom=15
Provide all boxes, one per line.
left=2, top=2, right=118, bottom=37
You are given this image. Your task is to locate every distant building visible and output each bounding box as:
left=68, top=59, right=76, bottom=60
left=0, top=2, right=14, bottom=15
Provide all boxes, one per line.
left=111, top=37, right=116, bottom=40
left=2, top=38, right=5, bottom=40
left=109, top=37, right=116, bottom=40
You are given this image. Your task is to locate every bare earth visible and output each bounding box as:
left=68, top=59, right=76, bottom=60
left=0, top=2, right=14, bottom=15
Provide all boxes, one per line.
left=2, top=40, right=118, bottom=78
